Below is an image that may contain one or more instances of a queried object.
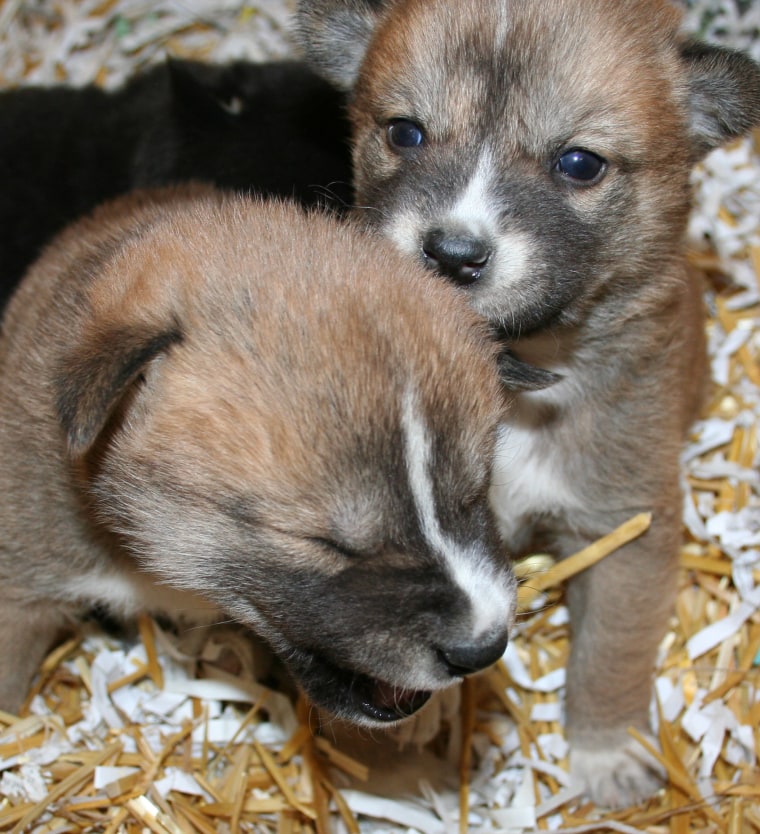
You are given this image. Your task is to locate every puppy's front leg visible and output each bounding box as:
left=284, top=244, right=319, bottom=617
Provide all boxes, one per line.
left=562, top=511, right=680, bottom=808
left=0, top=598, right=69, bottom=714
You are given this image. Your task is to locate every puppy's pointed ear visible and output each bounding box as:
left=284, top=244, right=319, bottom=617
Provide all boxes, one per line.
left=681, top=40, right=760, bottom=158
left=56, top=322, right=183, bottom=457
left=295, top=0, right=386, bottom=90
left=497, top=351, right=563, bottom=392
left=167, top=57, right=247, bottom=121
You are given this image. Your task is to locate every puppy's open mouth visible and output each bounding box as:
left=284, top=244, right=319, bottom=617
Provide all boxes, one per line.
left=354, top=673, right=432, bottom=722
left=284, top=646, right=433, bottom=724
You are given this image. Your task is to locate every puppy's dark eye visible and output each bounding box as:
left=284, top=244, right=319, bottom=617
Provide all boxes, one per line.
left=387, top=118, right=425, bottom=150
left=554, top=148, right=606, bottom=183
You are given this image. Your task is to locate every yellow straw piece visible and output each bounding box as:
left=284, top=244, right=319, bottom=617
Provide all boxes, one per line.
left=518, top=512, right=652, bottom=607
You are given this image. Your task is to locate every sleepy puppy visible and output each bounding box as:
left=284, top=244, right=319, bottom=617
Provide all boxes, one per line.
left=0, top=187, right=515, bottom=726
left=296, top=0, right=760, bottom=806
left=0, top=58, right=351, bottom=308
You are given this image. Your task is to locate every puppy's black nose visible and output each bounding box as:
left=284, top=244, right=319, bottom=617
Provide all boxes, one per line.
left=422, top=228, right=491, bottom=285
left=438, top=630, right=509, bottom=677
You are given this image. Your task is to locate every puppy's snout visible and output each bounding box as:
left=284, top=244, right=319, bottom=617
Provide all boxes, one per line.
left=422, top=228, right=491, bottom=285
left=437, top=628, right=509, bottom=678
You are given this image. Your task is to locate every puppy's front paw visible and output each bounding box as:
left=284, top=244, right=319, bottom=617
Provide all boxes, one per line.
left=388, top=684, right=461, bottom=748
left=570, top=734, right=665, bottom=808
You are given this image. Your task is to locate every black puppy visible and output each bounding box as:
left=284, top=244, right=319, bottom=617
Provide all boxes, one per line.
left=0, top=59, right=352, bottom=308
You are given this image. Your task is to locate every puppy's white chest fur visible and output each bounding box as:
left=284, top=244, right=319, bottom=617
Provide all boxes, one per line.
left=489, top=378, right=582, bottom=550
left=61, top=566, right=220, bottom=622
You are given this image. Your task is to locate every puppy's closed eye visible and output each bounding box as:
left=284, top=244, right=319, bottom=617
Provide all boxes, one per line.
left=308, top=536, right=367, bottom=560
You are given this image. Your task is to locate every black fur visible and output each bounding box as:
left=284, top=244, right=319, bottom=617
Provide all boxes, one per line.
left=0, top=58, right=352, bottom=310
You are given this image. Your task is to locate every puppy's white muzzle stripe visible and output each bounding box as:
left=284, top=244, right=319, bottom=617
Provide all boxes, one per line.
left=401, top=388, right=513, bottom=637
left=447, top=146, right=502, bottom=236
left=382, top=147, right=534, bottom=323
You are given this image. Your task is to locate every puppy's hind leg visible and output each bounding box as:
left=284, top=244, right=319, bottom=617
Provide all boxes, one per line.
left=561, top=512, right=680, bottom=808
left=0, top=598, right=71, bottom=714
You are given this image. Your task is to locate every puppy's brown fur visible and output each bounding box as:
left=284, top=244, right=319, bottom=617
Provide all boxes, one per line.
left=0, top=187, right=517, bottom=725
left=296, top=0, right=760, bottom=806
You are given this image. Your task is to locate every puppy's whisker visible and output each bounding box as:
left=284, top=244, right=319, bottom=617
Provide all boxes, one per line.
left=310, top=181, right=352, bottom=207
left=348, top=202, right=386, bottom=217
left=179, top=618, right=238, bottom=633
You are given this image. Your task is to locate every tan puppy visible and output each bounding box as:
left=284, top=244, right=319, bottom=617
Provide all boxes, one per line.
left=296, top=0, right=760, bottom=806
left=0, top=187, right=516, bottom=725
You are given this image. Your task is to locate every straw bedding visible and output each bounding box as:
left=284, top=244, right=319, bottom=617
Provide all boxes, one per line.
left=0, top=2, right=758, bottom=832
